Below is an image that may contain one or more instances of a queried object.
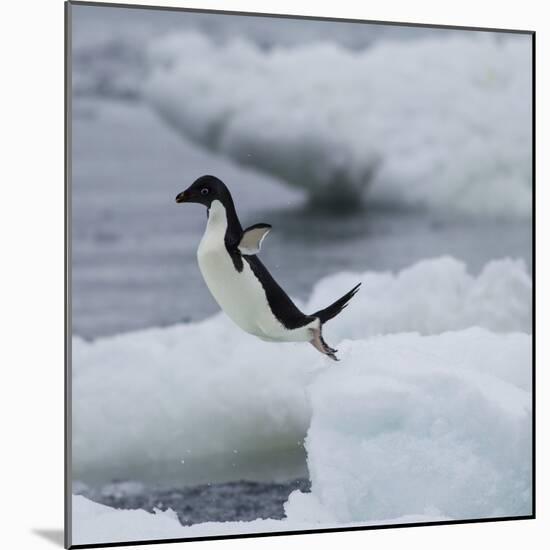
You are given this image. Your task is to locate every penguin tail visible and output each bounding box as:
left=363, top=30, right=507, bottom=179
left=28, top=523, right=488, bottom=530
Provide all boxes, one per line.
left=313, top=283, right=361, bottom=325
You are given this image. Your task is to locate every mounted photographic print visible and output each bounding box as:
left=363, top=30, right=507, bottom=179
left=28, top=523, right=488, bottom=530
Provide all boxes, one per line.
left=65, top=1, right=534, bottom=547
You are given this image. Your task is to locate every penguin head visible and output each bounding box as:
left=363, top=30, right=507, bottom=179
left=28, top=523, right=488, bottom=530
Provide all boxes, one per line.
left=175, top=175, right=231, bottom=208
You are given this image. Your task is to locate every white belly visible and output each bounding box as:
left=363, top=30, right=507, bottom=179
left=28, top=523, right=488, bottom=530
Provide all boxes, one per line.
left=197, top=201, right=315, bottom=342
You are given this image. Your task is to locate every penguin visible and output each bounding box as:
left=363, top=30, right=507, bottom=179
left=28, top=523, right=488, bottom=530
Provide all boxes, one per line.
left=175, top=175, right=360, bottom=361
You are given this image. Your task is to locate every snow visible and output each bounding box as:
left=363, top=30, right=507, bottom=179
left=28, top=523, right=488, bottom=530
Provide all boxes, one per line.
left=71, top=494, right=305, bottom=544
left=72, top=257, right=531, bottom=481
left=72, top=322, right=531, bottom=543
left=308, top=257, right=532, bottom=340
left=72, top=494, right=447, bottom=545
left=144, top=32, right=532, bottom=216
left=296, top=329, right=532, bottom=524
left=72, top=495, right=185, bottom=544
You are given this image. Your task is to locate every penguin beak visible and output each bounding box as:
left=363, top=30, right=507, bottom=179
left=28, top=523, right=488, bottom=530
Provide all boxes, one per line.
left=175, top=190, right=190, bottom=203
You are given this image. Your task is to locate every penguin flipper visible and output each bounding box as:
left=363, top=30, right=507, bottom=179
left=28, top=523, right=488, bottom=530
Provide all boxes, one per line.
left=238, top=223, right=272, bottom=255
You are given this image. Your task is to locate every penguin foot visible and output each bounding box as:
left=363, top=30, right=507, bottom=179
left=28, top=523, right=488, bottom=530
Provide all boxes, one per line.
left=309, top=328, right=339, bottom=361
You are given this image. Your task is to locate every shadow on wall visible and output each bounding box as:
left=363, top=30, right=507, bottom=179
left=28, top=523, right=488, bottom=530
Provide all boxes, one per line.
left=32, top=529, right=64, bottom=547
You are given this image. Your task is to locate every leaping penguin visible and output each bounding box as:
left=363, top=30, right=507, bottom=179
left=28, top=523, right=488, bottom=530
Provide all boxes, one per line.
left=175, top=175, right=360, bottom=361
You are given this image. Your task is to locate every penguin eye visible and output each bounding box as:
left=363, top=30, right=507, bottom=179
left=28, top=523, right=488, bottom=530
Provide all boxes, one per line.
left=201, top=188, right=209, bottom=196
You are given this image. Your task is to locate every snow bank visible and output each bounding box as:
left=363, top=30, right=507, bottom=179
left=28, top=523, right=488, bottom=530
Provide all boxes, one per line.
left=71, top=494, right=309, bottom=545
left=292, top=329, right=532, bottom=524
left=72, top=495, right=187, bottom=544
left=72, top=313, right=314, bottom=482
left=144, top=33, right=532, bottom=216
left=72, top=257, right=531, bottom=481
left=72, top=326, right=530, bottom=543
left=72, top=494, right=447, bottom=545
left=309, top=257, right=532, bottom=342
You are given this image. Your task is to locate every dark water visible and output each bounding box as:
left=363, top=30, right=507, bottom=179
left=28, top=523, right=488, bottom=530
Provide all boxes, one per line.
left=76, top=478, right=310, bottom=525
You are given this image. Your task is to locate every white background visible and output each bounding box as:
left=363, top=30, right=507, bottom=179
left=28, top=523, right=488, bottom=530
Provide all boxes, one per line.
left=0, top=0, right=545, bottom=548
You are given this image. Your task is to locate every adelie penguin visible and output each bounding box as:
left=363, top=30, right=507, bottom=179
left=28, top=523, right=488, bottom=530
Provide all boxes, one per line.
left=176, top=175, right=361, bottom=360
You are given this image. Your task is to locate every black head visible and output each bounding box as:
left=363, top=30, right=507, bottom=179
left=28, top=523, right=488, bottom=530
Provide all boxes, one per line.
left=175, top=175, right=231, bottom=208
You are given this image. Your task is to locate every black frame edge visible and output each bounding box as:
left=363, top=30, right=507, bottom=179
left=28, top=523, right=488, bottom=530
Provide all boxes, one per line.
left=530, top=30, right=536, bottom=520
left=65, top=1, right=73, bottom=548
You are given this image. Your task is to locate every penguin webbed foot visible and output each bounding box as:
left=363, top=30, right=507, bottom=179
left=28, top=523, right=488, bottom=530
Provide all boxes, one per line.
left=309, top=328, right=339, bottom=361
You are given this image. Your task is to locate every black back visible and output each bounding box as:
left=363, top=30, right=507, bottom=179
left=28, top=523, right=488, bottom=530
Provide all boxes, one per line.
left=243, top=255, right=315, bottom=330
